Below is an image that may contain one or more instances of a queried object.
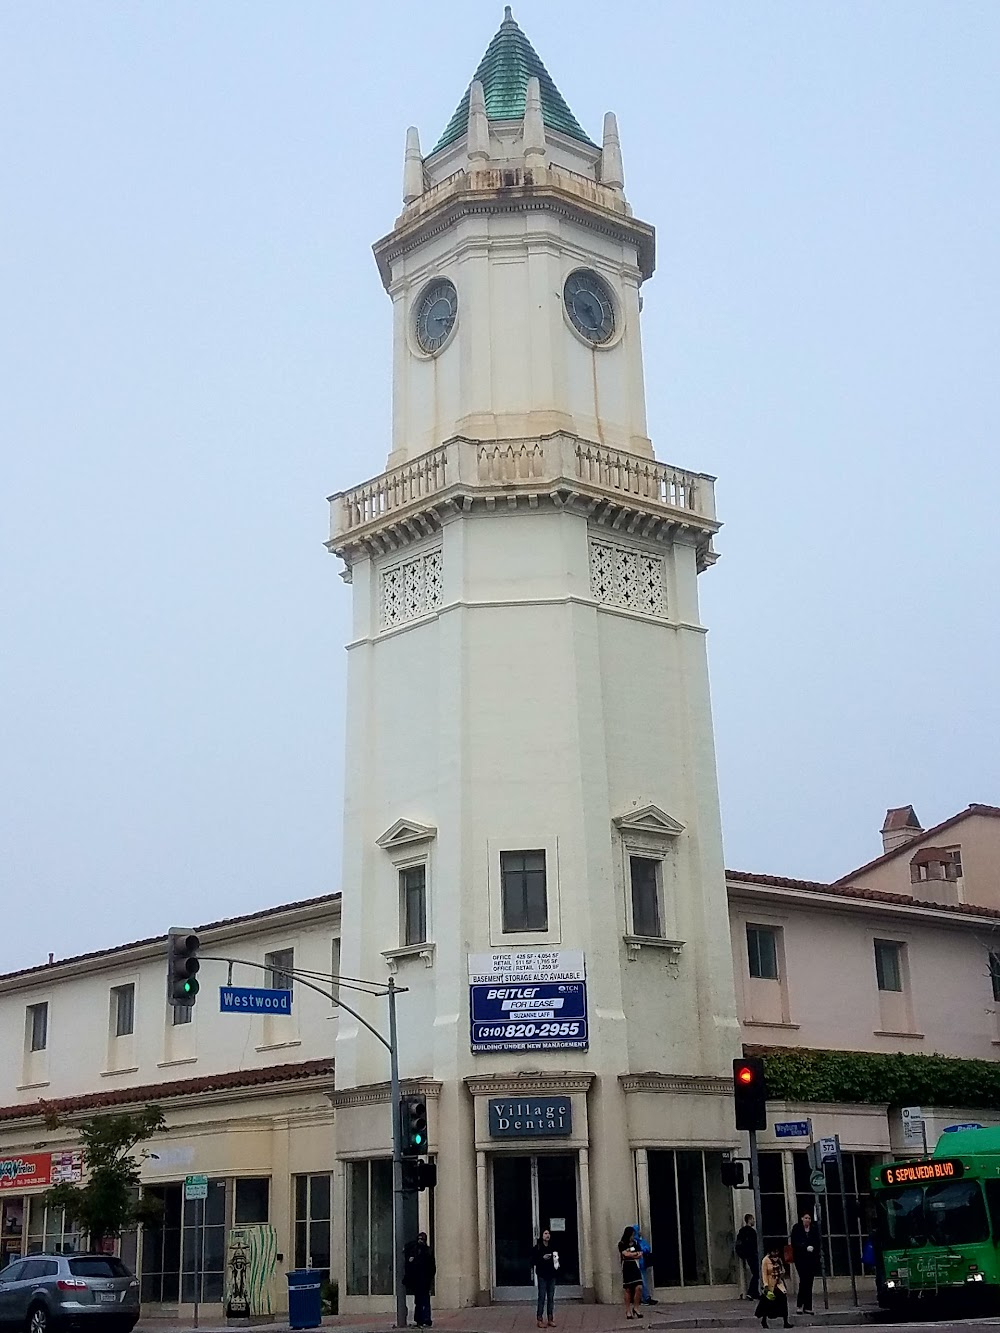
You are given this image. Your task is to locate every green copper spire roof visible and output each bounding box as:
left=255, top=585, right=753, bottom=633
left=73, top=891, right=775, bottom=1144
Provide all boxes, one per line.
left=432, top=7, right=596, bottom=155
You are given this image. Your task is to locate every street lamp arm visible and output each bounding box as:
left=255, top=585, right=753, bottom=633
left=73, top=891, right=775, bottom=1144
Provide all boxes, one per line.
left=197, top=954, right=393, bottom=1053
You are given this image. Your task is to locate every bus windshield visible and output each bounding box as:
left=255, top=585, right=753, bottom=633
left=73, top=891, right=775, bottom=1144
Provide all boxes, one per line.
left=877, top=1180, right=989, bottom=1249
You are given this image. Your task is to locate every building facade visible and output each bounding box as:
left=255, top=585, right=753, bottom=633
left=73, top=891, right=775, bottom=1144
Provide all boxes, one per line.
left=329, top=8, right=741, bottom=1312
left=1, top=809, right=998, bottom=1310
left=3, top=9, right=999, bottom=1321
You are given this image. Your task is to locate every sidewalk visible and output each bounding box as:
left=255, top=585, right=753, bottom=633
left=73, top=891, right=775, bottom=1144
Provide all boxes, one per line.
left=136, top=1292, right=881, bottom=1333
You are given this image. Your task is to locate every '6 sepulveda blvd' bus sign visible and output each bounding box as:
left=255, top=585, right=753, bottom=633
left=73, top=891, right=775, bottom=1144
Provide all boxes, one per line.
left=468, top=950, right=588, bottom=1053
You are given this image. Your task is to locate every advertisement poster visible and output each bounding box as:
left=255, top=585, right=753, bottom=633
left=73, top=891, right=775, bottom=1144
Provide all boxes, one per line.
left=225, top=1225, right=278, bottom=1318
left=0, top=1152, right=82, bottom=1192
left=469, top=950, right=588, bottom=1053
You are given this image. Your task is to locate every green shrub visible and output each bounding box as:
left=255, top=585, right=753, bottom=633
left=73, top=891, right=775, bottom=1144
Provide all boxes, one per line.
left=759, top=1047, right=1000, bottom=1109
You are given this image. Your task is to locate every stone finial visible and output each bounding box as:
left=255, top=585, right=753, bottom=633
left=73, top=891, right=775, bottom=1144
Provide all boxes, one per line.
left=600, top=111, right=625, bottom=190
left=522, top=75, right=546, bottom=171
left=467, top=79, right=490, bottom=161
left=403, top=126, right=424, bottom=204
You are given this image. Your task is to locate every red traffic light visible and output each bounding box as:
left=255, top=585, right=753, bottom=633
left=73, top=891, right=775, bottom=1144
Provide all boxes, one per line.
left=733, top=1056, right=767, bottom=1131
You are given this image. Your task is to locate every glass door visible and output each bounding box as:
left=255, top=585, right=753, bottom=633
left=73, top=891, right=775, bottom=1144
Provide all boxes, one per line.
left=492, top=1154, right=580, bottom=1301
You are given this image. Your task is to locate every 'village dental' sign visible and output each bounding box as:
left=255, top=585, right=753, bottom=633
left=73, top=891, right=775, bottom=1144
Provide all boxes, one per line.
left=488, top=1098, right=572, bottom=1138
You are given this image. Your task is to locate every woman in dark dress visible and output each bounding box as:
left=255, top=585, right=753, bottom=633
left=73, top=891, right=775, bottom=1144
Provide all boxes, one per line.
left=619, top=1226, right=644, bottom=1319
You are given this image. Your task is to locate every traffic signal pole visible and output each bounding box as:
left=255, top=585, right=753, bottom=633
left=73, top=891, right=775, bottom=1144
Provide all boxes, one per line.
left=388, top=978, right=407, bottom=1331
left=748, top=1128, right=764, bottom=1283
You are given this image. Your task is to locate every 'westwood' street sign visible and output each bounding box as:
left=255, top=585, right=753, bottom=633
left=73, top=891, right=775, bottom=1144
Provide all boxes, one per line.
left=219, top=986, right=292, bottom=1014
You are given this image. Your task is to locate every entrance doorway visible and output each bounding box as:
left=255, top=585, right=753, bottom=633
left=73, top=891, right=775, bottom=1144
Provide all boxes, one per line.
left=492, top=1154, right=580, bottom=1301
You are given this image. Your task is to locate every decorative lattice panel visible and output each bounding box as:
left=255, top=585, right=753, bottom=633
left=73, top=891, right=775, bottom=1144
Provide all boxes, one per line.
left=589, top=538, right=666, bottom=617
left=380, top=548, right=443, bottom=629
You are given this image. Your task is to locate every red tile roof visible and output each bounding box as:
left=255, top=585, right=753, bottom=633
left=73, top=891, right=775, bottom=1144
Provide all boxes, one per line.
left=726, top=867, right=1000, bottom=921
left=834, top=804, right=1000, bottom=885
left=0, top=892, right=341, bottom=986
left=0, top=1058, right=335, bottom=1124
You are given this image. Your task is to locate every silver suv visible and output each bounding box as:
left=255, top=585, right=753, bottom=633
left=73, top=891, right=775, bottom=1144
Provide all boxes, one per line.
left=0, top=1255, right=139, bottom=1333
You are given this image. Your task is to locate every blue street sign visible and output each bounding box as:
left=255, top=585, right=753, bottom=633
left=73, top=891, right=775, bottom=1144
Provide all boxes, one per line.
left=774, top=1120, right=811, bottom=1138
left=219, top=986, right=292, bottom=1014
left=943, top=1123, right=984, bottom=1133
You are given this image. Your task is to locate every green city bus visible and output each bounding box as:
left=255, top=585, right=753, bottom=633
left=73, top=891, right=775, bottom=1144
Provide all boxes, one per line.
left=871, top=1126, right=1000, bottom=1309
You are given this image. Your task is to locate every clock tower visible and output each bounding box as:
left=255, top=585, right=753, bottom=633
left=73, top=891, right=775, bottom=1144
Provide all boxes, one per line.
left=328, top=8, right=741, bottom=1311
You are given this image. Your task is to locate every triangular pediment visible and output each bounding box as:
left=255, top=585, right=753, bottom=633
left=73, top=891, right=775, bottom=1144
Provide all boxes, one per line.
left=376, top=818, right=438, bottom=850
left=613, top=805, right=685, bottom=838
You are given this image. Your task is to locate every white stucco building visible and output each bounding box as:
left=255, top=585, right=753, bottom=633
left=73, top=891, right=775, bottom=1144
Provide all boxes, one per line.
left=2, top=10, right=998, bottom=1321
left=328, top=7, right=741, bottom=1311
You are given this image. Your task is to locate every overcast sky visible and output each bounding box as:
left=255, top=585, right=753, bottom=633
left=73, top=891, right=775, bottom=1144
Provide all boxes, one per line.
left=2, top=2, right=997, bottom=973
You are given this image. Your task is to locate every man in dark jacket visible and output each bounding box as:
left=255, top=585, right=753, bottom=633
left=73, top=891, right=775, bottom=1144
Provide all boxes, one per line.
left=790, top=1212, right=821, bottom=1314
left=735, top=1214, right=759, bottom=1299
left=404, top=1231, right=436, bottom=1327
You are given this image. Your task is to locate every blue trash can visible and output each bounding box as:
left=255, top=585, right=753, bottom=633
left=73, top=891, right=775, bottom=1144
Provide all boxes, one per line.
left=287, top=1268, right=323, bottom=1330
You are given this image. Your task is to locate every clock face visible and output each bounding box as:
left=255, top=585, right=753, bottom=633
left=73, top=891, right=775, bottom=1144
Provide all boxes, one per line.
left=414, top=279, right=458, bottom=354
left=564, top=270, right=616, bottom=345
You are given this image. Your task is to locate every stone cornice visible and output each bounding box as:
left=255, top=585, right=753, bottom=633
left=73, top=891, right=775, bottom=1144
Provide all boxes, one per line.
left=374, top=175, right=655, bottom=290
left=619, top=1073, right=732, bottom=1096
left=464, top=1072, right=595, bottom=1097
left=328, top=1078, right=443, bottom=1110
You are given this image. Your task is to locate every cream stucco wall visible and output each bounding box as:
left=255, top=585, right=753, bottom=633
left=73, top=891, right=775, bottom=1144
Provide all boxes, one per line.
left=729, top=886, right=1000, bottom=1056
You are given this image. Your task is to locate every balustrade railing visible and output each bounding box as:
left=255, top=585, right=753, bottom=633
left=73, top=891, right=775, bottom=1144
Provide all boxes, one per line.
left=331, top=435, right=713, bottom=541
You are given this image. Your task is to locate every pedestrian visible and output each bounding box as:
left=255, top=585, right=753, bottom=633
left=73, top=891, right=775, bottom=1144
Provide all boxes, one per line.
left=632, top=1223, right=657, bottom=1305
left=754, top=1244, right=791, bottom=1329
left=533, top=1227, right=558, bottom=1329
left=789, top=1211, right=821, bottom=1314
left=403, top=1230, right=435, bottom=1328
left=619, top=1226, right=644, bottom=1320
left=735, top=1214, right=759, bottom=1299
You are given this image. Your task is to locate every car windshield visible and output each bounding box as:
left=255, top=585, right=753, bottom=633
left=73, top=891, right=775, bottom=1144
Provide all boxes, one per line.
left=877, top=1181, right=989, bottom=1248
left=68, top=1258, right=130, bottom=1278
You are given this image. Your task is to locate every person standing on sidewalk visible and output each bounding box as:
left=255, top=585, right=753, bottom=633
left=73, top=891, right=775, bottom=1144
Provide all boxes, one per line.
left=403, top=1231, right=435, bottom=1328
left=735, top=1214, right=759, bottom=1299
left=790, top=1211, right=821, bottom=1314
left=619, top=1226, right=644, bottom=1319
left=533, top=1227, right=558, bottom=1329
left=754, top=1245, right=791, bottom=1329
left=633, top=1223, right=657, bottom=1305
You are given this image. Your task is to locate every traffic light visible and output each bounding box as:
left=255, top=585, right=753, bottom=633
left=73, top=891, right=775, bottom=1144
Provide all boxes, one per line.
left=733, top=1057, right=767, bottom=1132
left=400, top=1159, right=437, bottom=1194
left=167, top=928, right=201, bottom=1008
left=399, top=1095, right=428, bottom=1157
left=721, top=1158, right=747, bottom=1188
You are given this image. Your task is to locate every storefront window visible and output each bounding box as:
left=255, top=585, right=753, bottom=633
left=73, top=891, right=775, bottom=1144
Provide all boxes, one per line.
left=346, top=1159, right=417, bottom=1296
left=647, top=1150, right=736, bottom=1287
left=294, top=1174, right=332, bottom=1279
left=181, top=1178, right=227, bottom=1302
left=25, top=1200, right=81, bottom=1255
left=757, top=1151, right=789, bottom=1255
left=234, top=1178, right=269, bottom=1225
left=2, top=1199, right=25, bottom=1265
left=792, top=1151, right=880, bottom=1276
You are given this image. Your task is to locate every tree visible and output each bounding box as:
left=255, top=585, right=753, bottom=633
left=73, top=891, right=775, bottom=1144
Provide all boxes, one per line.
left=43, top=1105, right=166, bottom=1248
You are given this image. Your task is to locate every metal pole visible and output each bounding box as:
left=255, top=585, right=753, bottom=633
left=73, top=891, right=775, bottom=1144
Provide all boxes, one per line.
left=807, top=1132, right=829, bottom=1311
left=749, top=1129, right=764, bottom=1289
left=388, top=979, right=407, bottom=1330
left=192, top=1194, right=202, bottom=1330
left=834, top=1136, right=858, bottom=1307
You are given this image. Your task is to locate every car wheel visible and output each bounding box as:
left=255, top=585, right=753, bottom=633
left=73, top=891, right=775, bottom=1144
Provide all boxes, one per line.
left=27, top=1305, right=49, bottom=1333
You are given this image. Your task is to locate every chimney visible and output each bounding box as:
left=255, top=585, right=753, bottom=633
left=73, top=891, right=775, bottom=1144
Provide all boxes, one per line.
left=881, top=805, right=923, bottom=854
